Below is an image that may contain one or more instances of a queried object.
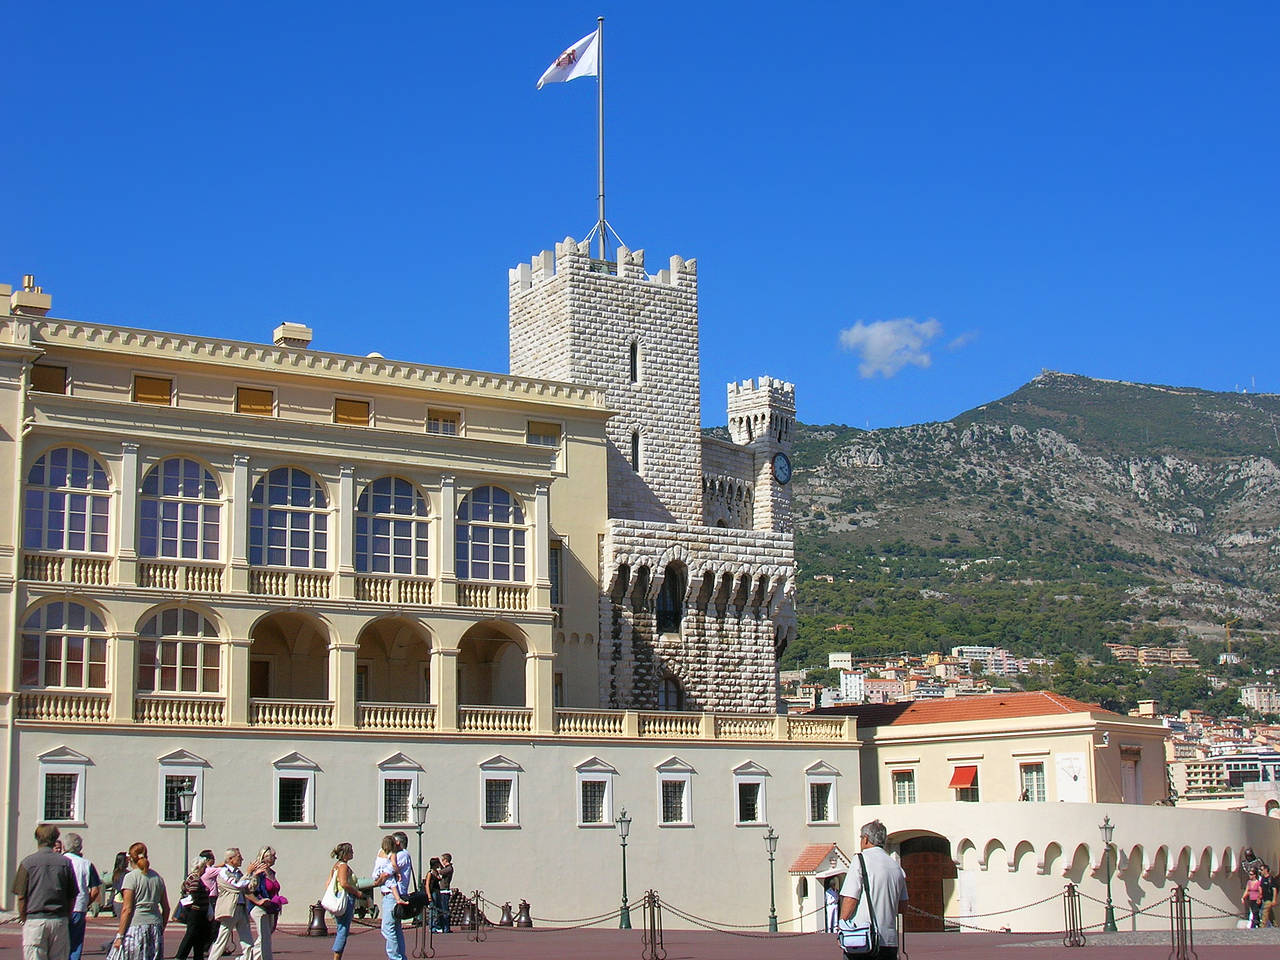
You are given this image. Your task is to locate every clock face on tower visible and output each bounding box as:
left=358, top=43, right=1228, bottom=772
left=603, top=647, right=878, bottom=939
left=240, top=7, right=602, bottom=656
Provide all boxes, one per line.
left=772, top=452, right=792, bottom=485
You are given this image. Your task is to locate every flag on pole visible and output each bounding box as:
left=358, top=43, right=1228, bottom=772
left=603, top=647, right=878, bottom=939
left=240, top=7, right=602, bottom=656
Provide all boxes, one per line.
left=536, top=29, right=599, bottom=89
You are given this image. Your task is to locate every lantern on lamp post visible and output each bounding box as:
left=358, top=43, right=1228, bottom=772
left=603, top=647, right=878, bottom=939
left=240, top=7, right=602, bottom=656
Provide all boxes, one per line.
left=764, top=826, right=779, bottom=933
left=412, top=795, right=429, bottom=891
left=177, top=784, right=197, bottom=882
left=616, top=807, right=632, bottom=929
left=1099, top=815, right=1117, bottom=932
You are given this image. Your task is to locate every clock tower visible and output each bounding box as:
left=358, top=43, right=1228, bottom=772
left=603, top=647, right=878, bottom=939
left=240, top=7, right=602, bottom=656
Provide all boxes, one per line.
left=727, top=376, right=795, bottom=533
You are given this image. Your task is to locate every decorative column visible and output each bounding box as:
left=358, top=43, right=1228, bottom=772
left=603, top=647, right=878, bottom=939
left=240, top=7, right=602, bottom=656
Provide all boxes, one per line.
left=229, top=455, right=250, bottom=593
left=330, top=639, right=359, bottom=729
left=224, top=638, right=252, bottom=725
left=117, top=442, right=139, bottom=585
left=335, top=464, right=355, bottom=600
left=109, top=632, right=138, bottom=723
left=532, top=482, right=551, bottom=610
left=436, top=474, right=457, bottom=605
left=429, top=647, right=460, bottom=732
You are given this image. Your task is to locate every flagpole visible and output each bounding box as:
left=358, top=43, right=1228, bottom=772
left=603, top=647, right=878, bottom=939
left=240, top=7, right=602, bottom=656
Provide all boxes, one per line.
left=596, top=15, right=606, bottom=260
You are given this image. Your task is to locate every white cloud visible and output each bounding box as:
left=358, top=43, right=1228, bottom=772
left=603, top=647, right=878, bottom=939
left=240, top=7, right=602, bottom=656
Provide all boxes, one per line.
left=838, top=317, right=942, bottom=378
left=946, top=330, right=978, bottom=352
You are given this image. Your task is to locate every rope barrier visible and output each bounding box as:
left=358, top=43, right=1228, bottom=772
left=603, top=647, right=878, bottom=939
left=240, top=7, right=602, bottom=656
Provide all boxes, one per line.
left=475, top=893, right=624, bottom=927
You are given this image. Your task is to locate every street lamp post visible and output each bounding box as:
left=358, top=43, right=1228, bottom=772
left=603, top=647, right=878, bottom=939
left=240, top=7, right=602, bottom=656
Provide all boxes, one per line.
left=177, top=784, right=196, bottom=882
left=1099, top=815, right=1117, bottom=932
left=764, top=826, right=779, bottom=933
left=412, top=795, right=429, bottom=891
left=616, top=807, right=632, bottom=930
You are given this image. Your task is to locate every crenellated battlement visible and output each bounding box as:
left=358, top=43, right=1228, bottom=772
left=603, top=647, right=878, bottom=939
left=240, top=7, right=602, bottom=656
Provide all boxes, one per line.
left=727, top=376, right=796, bottom=448
left=509, top=237, right=697, bottom=293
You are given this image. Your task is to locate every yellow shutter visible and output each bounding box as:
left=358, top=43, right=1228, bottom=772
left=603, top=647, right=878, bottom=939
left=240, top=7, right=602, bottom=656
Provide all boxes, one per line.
left=133, top=375, right=173, bottom=405
left=236, top=387, right=274, bottom=416
left=334, top=397, right=370, bottom=426
left=31, top=364, right=67, bottom=394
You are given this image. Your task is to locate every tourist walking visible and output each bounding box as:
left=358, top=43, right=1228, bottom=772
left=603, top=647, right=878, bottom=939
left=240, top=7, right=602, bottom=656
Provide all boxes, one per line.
left=839, top=819, right=909, bottom=960
left=1244, top=867, right=1265, bottom=927
left=173, top=855, right=213, bottom=960
left=426, top=859, right=442, bottom=933
left=108, top=852, right=130, bottom=917
left=373, top=836, right=408, bottom=960
left=14, top=824, right=76, bottom=960
left=244, top=847, right=283, bottom=960
left=63, top=833, right=101, bottom=960
left=327, top=843, right=366, bottom=960
left=111, top=842, right=169, bottom=960
left=207, top=848, right=261, bottom=960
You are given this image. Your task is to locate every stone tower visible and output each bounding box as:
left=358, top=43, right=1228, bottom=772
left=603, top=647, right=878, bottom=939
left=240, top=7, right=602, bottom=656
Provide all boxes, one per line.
left=727, top=376, right=796, bottom=533
left=509, top=238, right=795, bottom=714
left=509, top=239, right=700, bottom=524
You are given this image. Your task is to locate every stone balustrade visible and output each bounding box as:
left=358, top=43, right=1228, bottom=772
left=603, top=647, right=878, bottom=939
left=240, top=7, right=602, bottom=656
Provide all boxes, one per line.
left=12, top=691, right=856, bottom=743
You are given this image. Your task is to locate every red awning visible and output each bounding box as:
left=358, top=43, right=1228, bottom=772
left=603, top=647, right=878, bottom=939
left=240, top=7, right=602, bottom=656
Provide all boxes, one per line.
left=948, top=765, right=978, bottom=789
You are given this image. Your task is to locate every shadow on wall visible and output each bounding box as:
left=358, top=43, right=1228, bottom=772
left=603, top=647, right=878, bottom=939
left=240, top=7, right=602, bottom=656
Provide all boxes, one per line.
left=606, top=442, right=673, bottom=523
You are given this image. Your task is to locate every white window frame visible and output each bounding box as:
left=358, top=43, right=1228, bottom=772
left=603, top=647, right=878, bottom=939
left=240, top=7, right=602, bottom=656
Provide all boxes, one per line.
left=656, top=756, right=694, bottom=827
left=733, top=761, right=769, bottom=826
left=805, top=761, right=841, bottom=825
left=156, top=750, right=207, bottom=827
left=426, top=407, right=463, bottom=437
left=892, top=769, right=917, bottom=805
left=575, top=757, right=616, bottom=828
left=526, top=419, right=565, bottom=473
left=1019, top=761, right=1047, bottom=802
left=38, top=747, right=90, bottom=826
left=479, top=755, right=521, bottom=829
left=273, top=752, right=318, bottom=828
left=378, top=753, right=422, bottom=829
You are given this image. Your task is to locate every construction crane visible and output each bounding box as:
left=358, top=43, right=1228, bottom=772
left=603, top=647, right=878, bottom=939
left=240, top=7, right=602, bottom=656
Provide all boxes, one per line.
left=1225, top=617, right=1241, bottom=653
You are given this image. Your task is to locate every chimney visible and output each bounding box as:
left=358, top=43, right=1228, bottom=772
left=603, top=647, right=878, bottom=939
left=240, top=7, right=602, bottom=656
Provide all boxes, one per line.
left=11, top=274, right=52, bottom=316
left=272, top=322, right=313, bottom=349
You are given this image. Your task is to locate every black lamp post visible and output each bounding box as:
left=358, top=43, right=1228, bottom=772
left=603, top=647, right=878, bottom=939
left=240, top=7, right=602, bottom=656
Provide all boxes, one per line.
left=616, top=806, right=632, bottom=929
left=764, top=826, right=779, bottom=933
left=412, top=795, right=429, bottom=891
left=1099, top=815, right=1117, bottom=932
left=177, top=784, right=196, bottom=881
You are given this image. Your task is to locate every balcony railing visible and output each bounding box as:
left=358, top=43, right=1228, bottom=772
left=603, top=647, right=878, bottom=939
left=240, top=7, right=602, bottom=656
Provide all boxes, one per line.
left=249, top=698, right=334, bottom=728
left=457, top=582, right=530, bottom=611
left=138, top=560, right=224, bottom=593
left=23, top=552, right=112, bottom=586
left=14, top=690, right=111, bottom=722
left=354, top=575, right=435, bottom=605
left=135, top=695, right=225, bottom=726
left=556, top=709, right=626, bottom=736
left=357, top=701, right=437, bottom=732
left=638, top=711, right=703, bottom=738
left=248, top=568, right=333, bottom=599
left=459, top=705, right=533, bottom=734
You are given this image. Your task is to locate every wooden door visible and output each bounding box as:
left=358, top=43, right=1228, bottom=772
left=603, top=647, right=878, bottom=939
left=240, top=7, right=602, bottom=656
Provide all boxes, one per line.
left=899, top=837, right=956, bottom=933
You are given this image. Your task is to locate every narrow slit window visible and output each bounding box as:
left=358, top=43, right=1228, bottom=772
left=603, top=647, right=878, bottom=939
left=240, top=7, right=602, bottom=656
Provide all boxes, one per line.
left=629, top=341, right=639, bottom=383
left=631, top=430, right=641, bottom=473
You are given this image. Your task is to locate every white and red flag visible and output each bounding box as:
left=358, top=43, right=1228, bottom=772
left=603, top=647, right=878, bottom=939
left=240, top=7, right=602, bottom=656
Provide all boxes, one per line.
left=536, top=29, right=600, bottom=89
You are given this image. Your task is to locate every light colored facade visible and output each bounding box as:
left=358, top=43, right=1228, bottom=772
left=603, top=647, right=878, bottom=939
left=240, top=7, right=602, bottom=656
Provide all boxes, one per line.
left=1241, top=684, right=1280, bottom=715
left=839, top=670, right=865, bottom=703
left=0, top=251, right=832, bottom=928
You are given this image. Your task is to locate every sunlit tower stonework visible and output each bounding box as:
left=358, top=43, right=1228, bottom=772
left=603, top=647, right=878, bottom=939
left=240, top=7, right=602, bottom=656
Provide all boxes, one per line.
left=509, top=239, right=796, bottom=712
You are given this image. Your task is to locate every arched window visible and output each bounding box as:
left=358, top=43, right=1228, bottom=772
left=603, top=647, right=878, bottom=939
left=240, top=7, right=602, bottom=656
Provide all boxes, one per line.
left=20, top=601, right=109, bottom=689
left=658, top=675, right=685, bottom=711
left=356, top=477, right=429, bottom=575
left=23, top=447, right=111, bottom=553
left=138, top=607, right=220, bottom=694
left=248, top=467, right=328, bottom=568
left=140, top=458, right=221, bottom=560
left=631, top=430, right=641, bottom=473
left=656, top=564, right=686, bottom=634
left=455, top=486, right=526, bottom=582
left=629, top=341, right=640, bottom=383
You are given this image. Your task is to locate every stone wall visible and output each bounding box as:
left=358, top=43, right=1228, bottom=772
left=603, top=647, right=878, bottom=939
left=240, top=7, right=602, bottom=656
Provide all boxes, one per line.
left=600, top=519, right=795, bottom=713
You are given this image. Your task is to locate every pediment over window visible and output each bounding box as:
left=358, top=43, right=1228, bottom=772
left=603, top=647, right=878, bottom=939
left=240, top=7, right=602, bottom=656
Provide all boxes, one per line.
left=378, top=752, right=422, bottom=771
left=805, top=760, right=841, bottom=777
left=655, top=756, right=695, bottom=775
left=732, top=760, right=770, bottom=777
left=575, top=756, right=618, bottom=775
left=38, top=746, right=93, bottom=765
left=479, top=755, right=523, bottom=772
left=157, top=749, right=209, bottom=767
left=273, top=752, right=319, bottom=770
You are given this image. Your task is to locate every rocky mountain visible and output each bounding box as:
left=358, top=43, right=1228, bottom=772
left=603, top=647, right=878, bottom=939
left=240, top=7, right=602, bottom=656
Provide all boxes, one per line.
left=782, top=372, right=1280, bottom=673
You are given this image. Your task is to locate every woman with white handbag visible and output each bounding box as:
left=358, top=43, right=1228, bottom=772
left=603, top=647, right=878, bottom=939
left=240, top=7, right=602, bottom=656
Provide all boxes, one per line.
left=322, top=842, right=367, bottom=960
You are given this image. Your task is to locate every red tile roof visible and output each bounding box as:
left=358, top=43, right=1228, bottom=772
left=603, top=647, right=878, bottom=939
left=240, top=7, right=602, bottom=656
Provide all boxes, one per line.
left=788, top=843, right=842, bottom=875
left=809, top=690, right=1111, bottom=728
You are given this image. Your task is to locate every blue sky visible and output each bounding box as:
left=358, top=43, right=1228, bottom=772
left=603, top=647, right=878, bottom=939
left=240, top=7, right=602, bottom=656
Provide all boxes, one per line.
left=3, top=2, right=1276, bottom=429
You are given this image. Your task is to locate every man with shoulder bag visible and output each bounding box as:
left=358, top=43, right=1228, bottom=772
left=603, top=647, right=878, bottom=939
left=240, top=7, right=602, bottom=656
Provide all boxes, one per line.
left=838, top=820, right=908, bottom=960
left=207, top=848, right=262, bottom=960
